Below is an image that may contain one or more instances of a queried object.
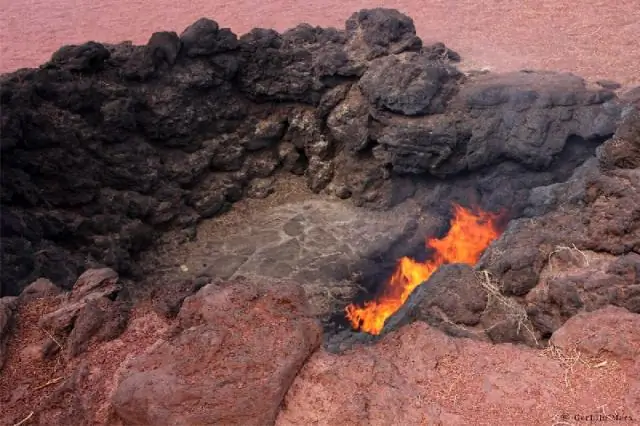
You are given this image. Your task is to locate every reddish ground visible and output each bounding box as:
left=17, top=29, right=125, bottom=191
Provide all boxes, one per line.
left=1, top=0, right=639, bottom=85
left=2, top=290, right=639, bottom=425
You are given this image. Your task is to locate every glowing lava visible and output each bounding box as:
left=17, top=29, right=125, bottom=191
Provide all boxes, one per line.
left=345, top=204, right=504, bottom=335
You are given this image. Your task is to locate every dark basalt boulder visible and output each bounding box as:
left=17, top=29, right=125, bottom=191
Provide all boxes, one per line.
left=358, top=52, right=463, bottom=115
left=237, top=28, right=321, bottom=103
left=48, top=41, right=111, bottom=73
left=344, top=8, right=423, bottom=61
left=180, top=18, right=239, bottom=57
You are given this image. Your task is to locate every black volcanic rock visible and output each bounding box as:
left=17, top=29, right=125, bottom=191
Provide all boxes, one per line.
left=377, top=120, right=461, bottom=174
left=358, top=52, right=463, bottom=115
left=235, top=8, right=427, bottom=104
left=237, top=29, right=320, bottom=103
left=421, top=42, right=461, bottom=62
left=598, top=107, right=640, bottom=170
left=374, top=71, right=621, bottom=177
left=147, top=31, right=182, bottom=66
left=458, top=71, right=619, bottom=170
left=282, top=24, right=363, bottom=79
left=0, top=8, right=631, bottom=299
left=180, top=18, right=239, bottom=57
left=49, top=42, right=111, bottom=73
left=407, top=264, right=488, bottom=327
left=326, top=85, right=371, bottom=152
left=344, top=8, right=422, bottom=61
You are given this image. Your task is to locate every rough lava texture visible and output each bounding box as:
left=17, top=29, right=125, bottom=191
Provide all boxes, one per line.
left=0, top=8, right=625, bottom=299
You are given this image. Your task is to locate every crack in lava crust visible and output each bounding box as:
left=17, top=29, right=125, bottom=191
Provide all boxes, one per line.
left=345, top=203, right=506, bottom=335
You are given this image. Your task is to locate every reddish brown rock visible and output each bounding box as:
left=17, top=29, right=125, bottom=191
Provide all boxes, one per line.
left=277, top=321, right=639, bottom=425
left=550, top=306, right=640, bottom=361
left=19, top=278, right=62, bottom=303
left=0, top=295, right=171, bottom=426
left=38, top=268, right=122, bottom=334
left=525, top=251, right=640, bottom=337
left=112, top=278, right=322, bottom=426
left=70, top=268, right=121, bottom=303
left=34, top=268, right=129, bottom=358
left=278, top=324, right=461, bottom=425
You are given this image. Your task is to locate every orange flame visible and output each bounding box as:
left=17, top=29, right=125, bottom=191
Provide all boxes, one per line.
left=345, top=204, right=504, bottom=335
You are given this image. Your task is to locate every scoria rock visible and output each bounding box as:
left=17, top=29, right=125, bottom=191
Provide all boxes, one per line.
left=358, top=52, right=462, bottom=115
left=180, top=18, right=239, bottom=57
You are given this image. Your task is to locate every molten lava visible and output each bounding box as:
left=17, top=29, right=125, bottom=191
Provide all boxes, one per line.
left=345, top=204, right=504, bottom=335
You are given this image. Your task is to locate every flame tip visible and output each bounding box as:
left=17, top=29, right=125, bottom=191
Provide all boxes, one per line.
left=345, top=204, right=505, bottom=334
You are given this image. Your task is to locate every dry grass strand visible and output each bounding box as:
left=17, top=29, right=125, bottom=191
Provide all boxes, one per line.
left=542, top=343, right=617, bottom=391
left=476, top=270, right=539, bottom=346
left=33, top=376, right=64, bottom=391
left=12, top=412, right=34, bottom=426
left=547, top=244, right=590, bottom=273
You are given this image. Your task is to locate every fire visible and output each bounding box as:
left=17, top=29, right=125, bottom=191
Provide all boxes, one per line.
left=345, top=204, right=504, bottom=335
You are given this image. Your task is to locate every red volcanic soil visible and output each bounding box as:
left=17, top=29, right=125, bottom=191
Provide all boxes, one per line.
left=1, top=0, right=639, bottom=85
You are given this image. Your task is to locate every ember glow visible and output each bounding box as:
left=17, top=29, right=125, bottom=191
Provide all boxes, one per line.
left=345, top=204, right=505, bottom=335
